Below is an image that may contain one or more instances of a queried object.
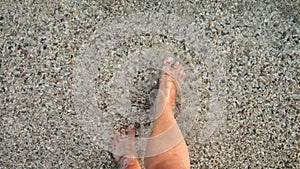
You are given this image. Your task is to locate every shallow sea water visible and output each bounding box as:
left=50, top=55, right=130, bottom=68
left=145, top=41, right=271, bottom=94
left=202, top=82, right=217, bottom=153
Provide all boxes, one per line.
left=73, top=11, right=226, bottom=157
left=1, top=0, right=298, bottom=168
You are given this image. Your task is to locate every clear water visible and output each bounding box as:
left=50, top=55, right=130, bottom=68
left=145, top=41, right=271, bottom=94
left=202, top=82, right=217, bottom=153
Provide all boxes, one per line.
left=72, top=11, right=226, bottom=157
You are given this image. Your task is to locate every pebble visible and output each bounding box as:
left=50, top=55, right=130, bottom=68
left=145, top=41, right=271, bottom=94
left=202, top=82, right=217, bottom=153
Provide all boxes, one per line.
left=1, top=0, right=299, bottom=168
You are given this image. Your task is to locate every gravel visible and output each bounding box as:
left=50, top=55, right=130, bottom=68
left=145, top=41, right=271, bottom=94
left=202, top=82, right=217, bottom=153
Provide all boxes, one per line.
left=1, top=0, right=299, bottom=168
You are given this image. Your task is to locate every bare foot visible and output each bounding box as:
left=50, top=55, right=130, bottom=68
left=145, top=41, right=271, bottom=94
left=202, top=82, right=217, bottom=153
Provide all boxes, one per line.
left=153, top=57, right=186, bottom=118
left=111, top=124, right=141, bottom=169
left=145, top=57, right=190, bottom=169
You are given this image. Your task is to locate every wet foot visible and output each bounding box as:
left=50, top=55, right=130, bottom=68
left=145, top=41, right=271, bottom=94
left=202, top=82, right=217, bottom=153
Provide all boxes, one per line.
left=144, top=57, right=189, bottom=166
left=111, top=124, right=140, bottom=169
left=153, top=57, right=186, bottom=117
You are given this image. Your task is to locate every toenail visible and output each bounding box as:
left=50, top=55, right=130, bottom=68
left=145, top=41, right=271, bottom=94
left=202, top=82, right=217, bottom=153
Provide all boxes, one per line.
left=120, top=128, right=126, bottom=135
left=174, top=62, right=179, bottom=68
left=129, top=124, right=135, bottom=129
left=164, top=57, right=173, bottom=64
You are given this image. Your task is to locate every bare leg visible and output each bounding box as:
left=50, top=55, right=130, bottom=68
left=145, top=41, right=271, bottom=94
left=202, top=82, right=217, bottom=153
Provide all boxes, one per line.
left=144, top=57, right=190, bottom=169
left=112, top=124, right=141, bottom=169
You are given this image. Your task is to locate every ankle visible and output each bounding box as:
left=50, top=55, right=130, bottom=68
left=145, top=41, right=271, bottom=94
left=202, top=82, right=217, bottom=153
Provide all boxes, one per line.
left=125, top=158, right=140, bottom=169
left=120, top=156, right=140, bottom=169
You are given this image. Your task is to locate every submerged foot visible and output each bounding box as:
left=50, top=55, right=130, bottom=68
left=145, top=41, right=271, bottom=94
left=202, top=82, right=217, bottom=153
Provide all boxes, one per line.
left=153, top=57, right=186, bottom=117
left=160, top=57, right=186, bottom=104
left=111, top=124, right=140, bottom=169
left=144, top=57, right=189, bottom=164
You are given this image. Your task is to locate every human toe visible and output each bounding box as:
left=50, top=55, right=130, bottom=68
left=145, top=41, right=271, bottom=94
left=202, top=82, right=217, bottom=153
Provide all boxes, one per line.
left=173, top=61, right=179, bottom=69
left=120, top=128, right=126, bottom=136
left=181, top=71, right=186, bottom=80
left=163, top=57, right=174, bottom=66
left=127, top=124, right=136, bottom=137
